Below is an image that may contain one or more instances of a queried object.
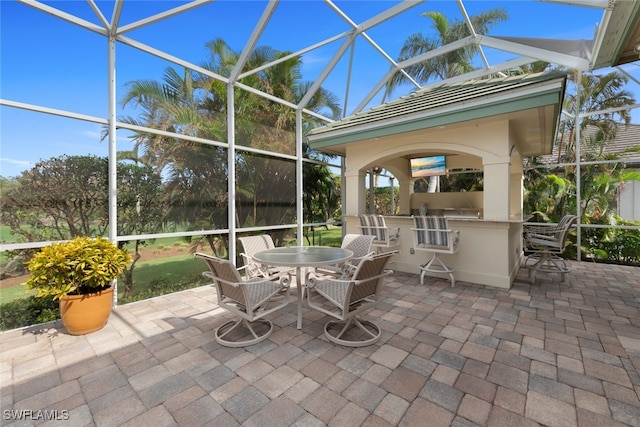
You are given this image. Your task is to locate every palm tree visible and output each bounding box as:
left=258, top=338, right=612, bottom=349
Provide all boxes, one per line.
left=525, top=71, right=638, bottom=262
left=552, top=71, right=635, bottom=225
left=120, top=67, right=225, bottom=172
left=558, top=71, right=634, bottom=164
left=121, top=39, right=342, bottom=247
left=518, top=61, right=552, bottom=74
left=198, top=38, right=342, bottom=231
left=199, top=39, right=341, bottom=152
left=385, top=8, right=507, bottom=97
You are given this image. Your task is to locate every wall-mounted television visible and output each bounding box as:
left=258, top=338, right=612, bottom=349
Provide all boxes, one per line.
left=410, top=155, right=446, bottom=178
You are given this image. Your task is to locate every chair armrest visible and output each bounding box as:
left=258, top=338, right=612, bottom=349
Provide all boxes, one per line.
left=352, top=270, right=393, bottom=287
left=307, top=270, right=391, bottom=289
left=527, top=232, right=559, bottom=241
left=239, top=252, right=270, bottom=278
left=359, top=225, right=399, bottom=243
left=237, top=263, right=264, bottom=280
left=340, top=252, right=376, bottom=277
left=357, top=225, right=388, bottom=231
left=524, top=225, right=564, bottom=240
left=245, top=270, right=292, bottom=288
left=411, top=227, right=459, bottom=247
left=523, top=224, right=560, bottom=235
left=306, top=271, right=346, bottom=288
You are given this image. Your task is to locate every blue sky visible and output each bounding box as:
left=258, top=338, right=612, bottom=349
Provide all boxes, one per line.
left=0, top=0, right=633, bottom=179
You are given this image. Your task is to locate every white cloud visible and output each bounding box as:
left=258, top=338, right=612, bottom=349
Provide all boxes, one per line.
left=0, top=157, right=32, bottom=167
left=0, top=158, right=33, bottom=177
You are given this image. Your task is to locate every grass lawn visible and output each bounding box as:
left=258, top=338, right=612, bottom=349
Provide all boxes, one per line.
left=122, top=254, right=207, bottom=296
left=0, top=283, right=34, bottom=305
left=302, top=226, right=343, bottom=247
left=1, top=227, right=346, bottom=305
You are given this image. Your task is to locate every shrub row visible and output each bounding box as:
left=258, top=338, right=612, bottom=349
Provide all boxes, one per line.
left=0, top=273, right=209, bottom=331
left=0, top=295, right=59, bottom=331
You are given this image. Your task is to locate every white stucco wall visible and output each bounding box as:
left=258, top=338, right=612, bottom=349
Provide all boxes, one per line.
left=619, top=179, right=640, bottom=220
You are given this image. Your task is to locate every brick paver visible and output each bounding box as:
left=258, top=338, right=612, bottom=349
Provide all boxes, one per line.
left=1, top=261, right=639, bottom=426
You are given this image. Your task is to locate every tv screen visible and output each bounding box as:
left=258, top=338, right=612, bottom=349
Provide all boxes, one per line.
left=410, top=155, right=446, bottom=178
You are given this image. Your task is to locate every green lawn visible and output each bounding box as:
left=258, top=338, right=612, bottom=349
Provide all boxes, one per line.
left=0, top=283, right=34, bottom=305
left=303, top=226, right=343, bottom=247
left=125, top=254, right=205, bottom=290
left=1, top=227, right=346, bottom=305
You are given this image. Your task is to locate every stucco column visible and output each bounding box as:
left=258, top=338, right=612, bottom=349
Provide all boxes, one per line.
left=509, top=151, right=524, bottom=219
left=398, top=177, right=412, bottom=215
left=483, top=158, right=511, bottom=220
left=344, top=170, right=367, bottom=216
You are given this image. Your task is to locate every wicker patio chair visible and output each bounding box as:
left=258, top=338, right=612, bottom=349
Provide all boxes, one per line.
left=523, top=214, right=578, bottom=284
left=196, top=253, right=290, bottom=347
left=305, top=251, right=395, bottom=347
left=311, top=234, right=375, bottom=278
left=238, top=234, right=293, bottom=278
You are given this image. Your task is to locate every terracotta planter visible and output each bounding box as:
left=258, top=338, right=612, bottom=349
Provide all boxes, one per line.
left=59, top=286, right=113, bottom=335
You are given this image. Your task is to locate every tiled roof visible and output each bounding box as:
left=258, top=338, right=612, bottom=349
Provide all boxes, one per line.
left=537, top=122, right=640, bottom=165
left=307, top=71, right=567, bottom=140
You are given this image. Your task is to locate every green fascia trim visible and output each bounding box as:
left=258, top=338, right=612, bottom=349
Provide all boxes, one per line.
left=309, top=89, right=562, bottom=150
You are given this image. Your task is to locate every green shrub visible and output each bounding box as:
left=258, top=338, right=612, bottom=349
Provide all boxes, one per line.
left=0, top=295, right=59, bottom=331
left=582, top=217, right=640, bottom=266
left=118, top=273, right=209, bottom=304
left=596, top=228, right=640, bottom=266
left=24, top=236, right=132, bottom=299
left=0, top=274, right=208, bottom=331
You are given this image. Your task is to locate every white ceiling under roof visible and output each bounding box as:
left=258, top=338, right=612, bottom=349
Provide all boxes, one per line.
left=5, top=0, right=640, bottom=124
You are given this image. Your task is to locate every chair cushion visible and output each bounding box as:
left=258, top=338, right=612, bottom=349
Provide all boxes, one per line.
left=414, top=215, right=450, bottom=246
left=359, top=215, right=388, bottom=241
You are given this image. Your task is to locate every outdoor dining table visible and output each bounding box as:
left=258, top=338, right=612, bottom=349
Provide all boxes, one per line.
left=251, top=246, right=353, bottom=329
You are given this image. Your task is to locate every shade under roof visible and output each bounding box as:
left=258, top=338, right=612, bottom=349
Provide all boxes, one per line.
left=592, top=0, right=640, bottom=69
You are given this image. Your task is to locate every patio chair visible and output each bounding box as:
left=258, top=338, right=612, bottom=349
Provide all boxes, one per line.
left=238, top=234, right=293, bottom=278
left=310, top=234, right=375, bottom=278
left=411, top=215, right=460, bottom=287
left=195, top=253, right=290, bottom=347
left=357, top=214, right=400, bottom=254
left=523, top=214, right=578, bottom=284
left=305, top=251, right=395, bottom=347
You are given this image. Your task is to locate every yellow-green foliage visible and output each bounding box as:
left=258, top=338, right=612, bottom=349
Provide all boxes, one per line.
left=24, top=237, right=132, bottom=300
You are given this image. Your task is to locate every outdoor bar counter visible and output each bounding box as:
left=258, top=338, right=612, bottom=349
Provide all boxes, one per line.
left=306, top=73, right=568, bottom=290
left=344, top=215, right=525, bottom=289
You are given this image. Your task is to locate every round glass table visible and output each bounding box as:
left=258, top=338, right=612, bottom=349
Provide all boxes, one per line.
left=252, top=246, right=353, bottom=329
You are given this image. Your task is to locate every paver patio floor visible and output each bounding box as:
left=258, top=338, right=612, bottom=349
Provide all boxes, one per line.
left=1, top=261, right=639, bottom=426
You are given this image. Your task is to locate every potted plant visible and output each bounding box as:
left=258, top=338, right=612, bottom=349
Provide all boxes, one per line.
left=24, top=236, right=132, bottom=335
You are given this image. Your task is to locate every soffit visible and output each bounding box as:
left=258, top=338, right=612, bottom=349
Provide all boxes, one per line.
left=593, top=0, right=640, bottom=69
